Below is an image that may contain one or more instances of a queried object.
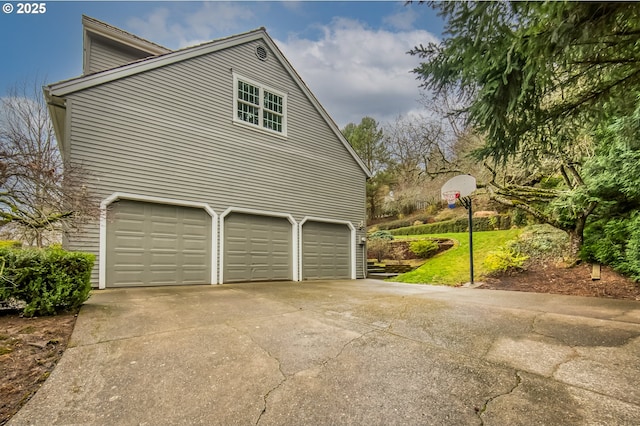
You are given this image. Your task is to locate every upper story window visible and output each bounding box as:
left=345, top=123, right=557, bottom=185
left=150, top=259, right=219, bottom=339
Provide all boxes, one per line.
left=233, top=74, right=287, bottom=136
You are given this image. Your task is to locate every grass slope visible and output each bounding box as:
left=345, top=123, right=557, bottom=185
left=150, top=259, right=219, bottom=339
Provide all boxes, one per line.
left=390, top=229, right=523, bottom=285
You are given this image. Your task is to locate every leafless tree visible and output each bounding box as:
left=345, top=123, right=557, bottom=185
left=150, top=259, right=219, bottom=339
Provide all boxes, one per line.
left=0, top=80, right=95, bottom=246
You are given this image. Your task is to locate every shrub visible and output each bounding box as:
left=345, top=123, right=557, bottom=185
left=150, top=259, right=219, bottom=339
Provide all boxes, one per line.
left=511, top=224, right=569, bottom=260
left=0, top=246, right=94, bottom=316
left=0, top=240, right=22, bottom=249
left=389, top=215, right=513, bottom=236
left=511, top=209, right=531, bottom=227
left=367, top=238, right=392, bottom=262
left=582, top=215, right=640, bottom=281
left=374, top=212, right=436, bottom=231
left=368, top=230, right=394, bottom=240
left=409, top=240, right=439, bottom=258
left=483, top=247, right=529, bottom=274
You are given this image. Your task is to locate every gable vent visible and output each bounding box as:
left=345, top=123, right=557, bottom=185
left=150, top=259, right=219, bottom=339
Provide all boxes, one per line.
left=256, top=45, right=268, bottom=61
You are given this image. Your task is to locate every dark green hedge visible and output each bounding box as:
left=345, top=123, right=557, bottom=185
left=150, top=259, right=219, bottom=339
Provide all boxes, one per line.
left=582, top=215, right=640, bottom=282
left=0, top=247, right=94, bottom=316
left=373, top=213, right=436, bottom=231
left=388, top=215, right=513, bottom=236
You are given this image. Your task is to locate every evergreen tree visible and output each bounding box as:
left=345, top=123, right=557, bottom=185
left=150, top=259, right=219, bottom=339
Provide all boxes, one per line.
left=411, top=1, right=640, bottom=257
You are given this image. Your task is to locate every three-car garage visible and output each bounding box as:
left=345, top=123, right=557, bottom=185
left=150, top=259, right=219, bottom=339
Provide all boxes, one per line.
left=101, top=196, right=356, bottom=288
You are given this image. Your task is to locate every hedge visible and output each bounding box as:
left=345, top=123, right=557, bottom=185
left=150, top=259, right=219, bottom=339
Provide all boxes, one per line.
left=0, top=246, right=94, bottom=316
left=388, top=215, right=513, bottom=236
left=373, top=213, right=436, bottom=231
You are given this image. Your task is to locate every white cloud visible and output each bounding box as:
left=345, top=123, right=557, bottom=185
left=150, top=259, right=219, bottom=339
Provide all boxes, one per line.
left=276, top=18, right=438, bottom=128
left=126, top=3, right=256, bottom=49
left=383, top=7, right=419, bottom=31
left=125, top=6, right=438, bottom=129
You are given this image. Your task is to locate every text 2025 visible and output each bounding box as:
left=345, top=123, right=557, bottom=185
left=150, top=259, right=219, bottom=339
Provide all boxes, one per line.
left=17, top=3, right=46, bottom=14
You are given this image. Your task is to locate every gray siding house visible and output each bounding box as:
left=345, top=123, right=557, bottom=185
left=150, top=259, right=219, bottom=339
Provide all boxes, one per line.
left=45, top=16, right=370, bottom=288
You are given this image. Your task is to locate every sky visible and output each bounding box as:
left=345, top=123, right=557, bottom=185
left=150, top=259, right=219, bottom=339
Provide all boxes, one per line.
left=0, top=1, right=444, bottom=128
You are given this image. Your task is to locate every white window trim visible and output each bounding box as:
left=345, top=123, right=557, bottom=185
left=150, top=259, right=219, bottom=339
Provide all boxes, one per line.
left=232, top=73, right=288, bottom=137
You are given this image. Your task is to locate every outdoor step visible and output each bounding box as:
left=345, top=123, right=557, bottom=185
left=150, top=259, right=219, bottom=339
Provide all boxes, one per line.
left=367, top=272, right=400, bottom=279
left=383, top=265, right=414, bottom=273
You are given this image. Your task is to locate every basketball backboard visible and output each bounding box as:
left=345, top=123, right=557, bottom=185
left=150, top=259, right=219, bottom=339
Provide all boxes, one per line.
left=441, top=174, right=477, bottom=199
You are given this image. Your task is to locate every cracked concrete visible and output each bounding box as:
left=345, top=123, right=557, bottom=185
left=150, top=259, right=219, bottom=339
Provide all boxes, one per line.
left=9, top=280, right=640, bottom=425
left=478, top=371, right=522, bottom=425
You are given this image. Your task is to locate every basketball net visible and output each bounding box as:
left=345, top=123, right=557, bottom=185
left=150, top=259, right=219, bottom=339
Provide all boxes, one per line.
left=443, top=191, right=460, bottom=209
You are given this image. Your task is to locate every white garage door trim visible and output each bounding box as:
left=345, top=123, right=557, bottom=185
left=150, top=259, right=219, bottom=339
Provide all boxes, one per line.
left=219, top=207, right=298, bottom=284
left=99, top=192, right=218, bottom=289
left=299, top=217, right=356, bottom=280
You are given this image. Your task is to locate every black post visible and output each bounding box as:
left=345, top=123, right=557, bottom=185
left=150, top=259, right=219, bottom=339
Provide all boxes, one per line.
left=460, top=197, right=474, bottom=284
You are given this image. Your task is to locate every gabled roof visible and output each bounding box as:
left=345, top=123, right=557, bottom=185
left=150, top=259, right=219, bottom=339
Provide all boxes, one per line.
left=46, top=22, right=372, bottom=178
left=82, top=15, right=171, bottom=56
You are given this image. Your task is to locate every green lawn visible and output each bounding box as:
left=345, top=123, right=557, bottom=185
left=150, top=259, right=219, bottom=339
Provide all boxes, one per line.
left=390, top=229, right=523, bottom=285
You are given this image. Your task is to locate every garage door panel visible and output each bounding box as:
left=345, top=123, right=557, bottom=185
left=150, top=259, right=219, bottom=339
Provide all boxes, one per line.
left=113, top=235, right=145, bottom=249
left=183, top=224, right=207, bottom=235
left=150, top=253, right=177, bottom=266
left=223, top=213, right=292, bottom=283
left=302, top=221, right=350, bottom=280
left=106, top=200, right=212, bottom=287
left=152, top=238, right=179, bottom=250
left=112, top=272, right=144, bottom=286
left=115, top=219, right=145, bottom=232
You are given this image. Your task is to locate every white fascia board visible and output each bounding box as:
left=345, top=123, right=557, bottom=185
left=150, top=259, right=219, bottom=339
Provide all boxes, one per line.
left=49, top=30, right=266, bottom=97
left=43, top=88, right=67, bottom=157
left=99, top=192, right=219, bottom=289
left=299, top=217, right=357, bottom=280
left=219, top=207, right=299, bottom=284
left=83, top=16, right=170, bottom=56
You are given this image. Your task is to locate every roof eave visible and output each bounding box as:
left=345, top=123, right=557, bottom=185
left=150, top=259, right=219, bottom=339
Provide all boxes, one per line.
left=82, top=15, right=171, bottom=55
left=46, top=26, right=372, bottom=178
left=43, top=87, right=67, bottom=157
left=48, top=28, right=267, bottom=97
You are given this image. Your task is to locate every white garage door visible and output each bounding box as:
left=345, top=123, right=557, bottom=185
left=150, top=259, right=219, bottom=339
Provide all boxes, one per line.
left=223, top=213, right=292, bottom=283
left=302, top=221, right=351, bottom=280
left=106, top=200, right=212, bottom=287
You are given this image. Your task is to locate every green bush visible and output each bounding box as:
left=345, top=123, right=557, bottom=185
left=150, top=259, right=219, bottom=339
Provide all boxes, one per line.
left=0, top=240, right=22, bottom=248
left=0, top=246, right=94, bottom=316
left=483, top=246, right=529, bottom=274
left=374, top=212, right=437, bottom=231
left=409, top=240, right=439, bottom=258
left=368, top=230, right=394, bottom=240
left=388, top=215, right=513, bottom=236
left=582, top=214, right=640, bottom=281
left=510, top=224, right=569, bottom=260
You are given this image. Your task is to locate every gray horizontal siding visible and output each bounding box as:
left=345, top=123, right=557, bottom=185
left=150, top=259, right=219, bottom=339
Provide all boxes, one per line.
left=87, top=37, right=151, bottom=74
left=66, top=39, right=367, bottom=282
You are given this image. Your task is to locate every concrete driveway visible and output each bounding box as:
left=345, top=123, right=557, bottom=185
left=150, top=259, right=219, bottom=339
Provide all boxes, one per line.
left=9, top=280, right=640, bottom=425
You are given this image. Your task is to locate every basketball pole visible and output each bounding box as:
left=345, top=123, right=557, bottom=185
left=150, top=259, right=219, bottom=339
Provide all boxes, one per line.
left=459, top=196, right=474, bottom=285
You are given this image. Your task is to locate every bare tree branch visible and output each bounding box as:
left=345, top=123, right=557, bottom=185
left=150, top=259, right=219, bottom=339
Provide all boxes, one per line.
left=0, top=79, right=97, bottom=246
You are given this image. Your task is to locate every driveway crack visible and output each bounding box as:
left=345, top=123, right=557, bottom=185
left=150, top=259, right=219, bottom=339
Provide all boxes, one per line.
left=321, top=329, right=377, bottom=368
left=257, top=328, right=376, bottom=425
left=477, top=370, right=522, bottom=425
left=224, top=322, right=287, bottom=426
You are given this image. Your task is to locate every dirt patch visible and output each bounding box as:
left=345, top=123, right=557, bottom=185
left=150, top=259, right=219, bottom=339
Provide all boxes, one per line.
left=480, top=262, right=640, bottom=300
left=0, top=311, right=77, bottom=425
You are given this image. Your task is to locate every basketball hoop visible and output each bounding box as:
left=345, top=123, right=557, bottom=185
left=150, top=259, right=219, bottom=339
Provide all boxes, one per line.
left=441, top=174, right=478, bottom=285
left=443, top=190, right=460, bottom=209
